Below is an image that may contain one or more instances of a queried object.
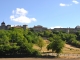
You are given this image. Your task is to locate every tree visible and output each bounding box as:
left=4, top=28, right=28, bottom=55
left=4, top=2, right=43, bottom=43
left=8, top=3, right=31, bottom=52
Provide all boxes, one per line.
left=48, top=37, right=54, bottom=42
left=47, top=39, right=65, bottom=57
left=44, top=30, right=51, bottom=37
left=37, top=36, right=44, bottom=51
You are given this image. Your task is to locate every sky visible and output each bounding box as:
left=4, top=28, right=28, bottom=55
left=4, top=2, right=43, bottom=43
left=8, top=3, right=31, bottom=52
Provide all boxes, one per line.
left=0, top=0, right=80, bottom=29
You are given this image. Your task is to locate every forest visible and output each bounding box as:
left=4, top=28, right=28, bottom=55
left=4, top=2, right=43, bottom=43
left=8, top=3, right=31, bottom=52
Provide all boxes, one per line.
left=0, top=27, right=80, bottom=57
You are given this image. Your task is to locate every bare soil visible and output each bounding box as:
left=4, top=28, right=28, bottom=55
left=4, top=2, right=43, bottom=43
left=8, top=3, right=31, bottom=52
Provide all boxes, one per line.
left=0, top=58, right=80, bottom=60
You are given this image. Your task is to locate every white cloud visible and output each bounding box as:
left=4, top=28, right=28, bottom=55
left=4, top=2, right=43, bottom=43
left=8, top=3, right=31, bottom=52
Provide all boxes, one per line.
left=72, top=0, right=79, bottom=4
left=50, top=26, right=63, bottom=29
left=11, top=25, right=18, bottom=27
left=60, top=0, right=79, bottom=7
left=60, top=3, right=66, bottom=6
left=10, top=8, right=36, bottom=24
left=60, top=3, right=72, bottom=6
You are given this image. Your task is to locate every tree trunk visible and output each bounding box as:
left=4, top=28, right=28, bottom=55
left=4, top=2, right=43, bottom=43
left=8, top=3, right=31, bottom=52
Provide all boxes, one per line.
left=57, top=53, right=60, bottom=58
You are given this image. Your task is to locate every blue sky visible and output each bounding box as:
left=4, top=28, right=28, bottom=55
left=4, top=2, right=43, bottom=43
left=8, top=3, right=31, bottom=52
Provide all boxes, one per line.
left=0, top=0, right=80, bottom=29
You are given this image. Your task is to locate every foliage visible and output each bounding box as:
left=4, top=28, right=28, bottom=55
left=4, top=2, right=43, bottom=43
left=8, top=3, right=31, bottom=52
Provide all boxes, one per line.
left=37, top=36, right=44, bottom=50
left=47, top=39, right=65, bottom=57
left=0, top=27, right=80, bottom=57
left=0, top=28, right=41, bottom=57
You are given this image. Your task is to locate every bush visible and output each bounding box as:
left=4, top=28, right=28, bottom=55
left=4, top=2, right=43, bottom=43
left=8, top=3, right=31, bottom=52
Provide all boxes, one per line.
left=32, top=49, right=41, bottom=57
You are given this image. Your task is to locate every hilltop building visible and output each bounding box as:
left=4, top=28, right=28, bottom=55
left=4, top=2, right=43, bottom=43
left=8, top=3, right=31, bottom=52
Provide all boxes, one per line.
left=53, top=26, right=80, bottom=33
left=12, top=25, right=28, bottom=30
left=1, top=22, right=80, bottom=33
left=0, top=21, right=11, bottom=30
left=33, top=25, right=47, bottom=31
left=0, top=22, right=27, bottom=30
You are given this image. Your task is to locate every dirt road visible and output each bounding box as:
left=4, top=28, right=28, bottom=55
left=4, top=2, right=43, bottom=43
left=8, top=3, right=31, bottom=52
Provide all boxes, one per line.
left=0, top=58, right=80, bottom=60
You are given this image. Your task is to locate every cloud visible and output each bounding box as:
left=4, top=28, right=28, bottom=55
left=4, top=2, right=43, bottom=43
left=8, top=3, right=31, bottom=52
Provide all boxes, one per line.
left=60, top=3, right=66, bottom=6
left=50, top=26, right=63, bottom=29
left=60, top=3, right=72, bottom=6
left=11, top=25, right=18, bottom=27
left=60, top=0, right=79, bottom=7
left=72, top=0, right=79, bottom=4
left=10, top=8, right=36, bottom=24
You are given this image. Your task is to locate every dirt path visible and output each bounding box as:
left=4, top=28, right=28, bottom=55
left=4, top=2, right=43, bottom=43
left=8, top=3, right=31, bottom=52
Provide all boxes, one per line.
left=0, top=58, right=80, bottom=60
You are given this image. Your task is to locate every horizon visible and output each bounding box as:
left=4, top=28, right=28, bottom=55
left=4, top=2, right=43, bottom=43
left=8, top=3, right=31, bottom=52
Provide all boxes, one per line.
left=0, top=0, right=80, bottom=29
left=0, top=21, right=80, bottom=29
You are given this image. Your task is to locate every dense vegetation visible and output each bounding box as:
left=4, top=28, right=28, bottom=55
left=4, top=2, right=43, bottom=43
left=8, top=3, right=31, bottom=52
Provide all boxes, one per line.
left=0, top=28, right=42, bottom=57
left=38, top=30, right=80, bottom=48
left=0, top=28, right=80, bottom=57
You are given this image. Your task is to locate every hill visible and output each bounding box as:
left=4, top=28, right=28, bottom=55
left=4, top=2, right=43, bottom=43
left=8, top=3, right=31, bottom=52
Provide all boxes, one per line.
left=33, top=40, right=80, bottom=54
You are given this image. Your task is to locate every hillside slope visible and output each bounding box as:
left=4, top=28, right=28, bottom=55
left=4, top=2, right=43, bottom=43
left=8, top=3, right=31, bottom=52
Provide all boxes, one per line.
left=33, top=40, right=80, bottom=54
left=63, top=44, right=80, bottom=54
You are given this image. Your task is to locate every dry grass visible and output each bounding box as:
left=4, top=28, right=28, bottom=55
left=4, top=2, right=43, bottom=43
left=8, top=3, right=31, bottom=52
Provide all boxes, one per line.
left=62, top=44, right=80, bottom=54
left=33, top=40, right=51, bottom=52
left=33, top=40, right=80, bottom=54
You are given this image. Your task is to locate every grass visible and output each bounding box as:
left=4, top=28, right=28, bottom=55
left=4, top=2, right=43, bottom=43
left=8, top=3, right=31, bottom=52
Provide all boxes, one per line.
left=33, top=40, right=80, bottom=54
left=62, top=44, right=80, bottom=54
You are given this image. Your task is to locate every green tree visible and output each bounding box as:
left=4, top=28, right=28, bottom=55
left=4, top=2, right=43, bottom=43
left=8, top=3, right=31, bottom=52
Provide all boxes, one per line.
left=44, top=30, right=52, bottom=37
left=47, top=39, right=65, bottom=57
left=48, top=37, right=54, bottom=42
left=37, top=36, right=44, bottom=50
